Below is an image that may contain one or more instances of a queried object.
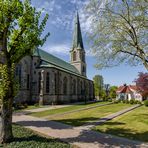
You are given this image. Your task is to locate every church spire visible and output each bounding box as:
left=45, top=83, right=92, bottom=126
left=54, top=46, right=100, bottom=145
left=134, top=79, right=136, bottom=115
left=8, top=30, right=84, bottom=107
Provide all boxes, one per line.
left=72, top=12, right=84, bottom=50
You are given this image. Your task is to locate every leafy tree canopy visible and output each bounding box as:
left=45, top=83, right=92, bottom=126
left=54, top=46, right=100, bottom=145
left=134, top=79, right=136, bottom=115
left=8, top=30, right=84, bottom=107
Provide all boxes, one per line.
left=86, top=0, right=148, bottom=70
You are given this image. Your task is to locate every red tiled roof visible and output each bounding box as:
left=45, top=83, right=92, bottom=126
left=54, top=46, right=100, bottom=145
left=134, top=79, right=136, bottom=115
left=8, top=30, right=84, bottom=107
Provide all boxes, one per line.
left=116, top=85, right=140, bottom=93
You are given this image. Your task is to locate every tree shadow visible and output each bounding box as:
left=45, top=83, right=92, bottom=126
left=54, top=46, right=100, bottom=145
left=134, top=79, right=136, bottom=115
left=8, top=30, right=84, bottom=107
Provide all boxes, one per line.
left=60, top=128, right=147, bottom=147
left=15, top=120, right=73, bottom=129
left=95, top=127, right=148, bottom=143
left=53, top=117, right=102, bottom=126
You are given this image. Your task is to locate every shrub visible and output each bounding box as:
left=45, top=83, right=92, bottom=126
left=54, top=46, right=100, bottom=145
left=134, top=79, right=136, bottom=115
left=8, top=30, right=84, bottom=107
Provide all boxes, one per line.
left=144, top=100, right=148, bottom=107
left=125, top=99, right=129, bottom=104
left=129, top=99, right=135, bottom=104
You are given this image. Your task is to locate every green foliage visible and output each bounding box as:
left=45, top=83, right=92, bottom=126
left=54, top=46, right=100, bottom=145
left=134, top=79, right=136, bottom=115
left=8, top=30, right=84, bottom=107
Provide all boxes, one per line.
left=109, top=86, right=118, bottom=99
left=5, top=124, right=70, bottom=148
left=144, top=100, right=148, bottom=107
left=129, top=99, right=135, bottom=104
left=93, top=75, right=104, bottom=97
left=87, top=0, right=148, bottom=70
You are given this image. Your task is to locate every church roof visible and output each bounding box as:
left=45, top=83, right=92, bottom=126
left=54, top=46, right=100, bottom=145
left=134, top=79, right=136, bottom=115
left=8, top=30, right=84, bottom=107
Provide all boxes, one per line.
left=72, top=12, right=84, bottom=50
left=33, top=48, right=87, bottom=78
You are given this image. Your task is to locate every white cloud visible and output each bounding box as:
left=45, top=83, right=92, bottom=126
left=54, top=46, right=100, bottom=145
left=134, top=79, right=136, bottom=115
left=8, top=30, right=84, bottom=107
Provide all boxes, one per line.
left=44, top=43, right=71, bottom=55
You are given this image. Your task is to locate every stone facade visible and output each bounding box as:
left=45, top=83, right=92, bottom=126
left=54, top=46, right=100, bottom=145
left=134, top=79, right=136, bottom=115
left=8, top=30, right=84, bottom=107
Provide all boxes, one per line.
left=15, top=12, right=95, bottom=105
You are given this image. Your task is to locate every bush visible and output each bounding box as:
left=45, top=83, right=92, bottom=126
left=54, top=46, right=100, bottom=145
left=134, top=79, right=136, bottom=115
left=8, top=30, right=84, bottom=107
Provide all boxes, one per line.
left=129, top=99, right=135, bottom=104
left=144, top=100, right=148, bottom=107
left=125, top=99, right=129, bottom=104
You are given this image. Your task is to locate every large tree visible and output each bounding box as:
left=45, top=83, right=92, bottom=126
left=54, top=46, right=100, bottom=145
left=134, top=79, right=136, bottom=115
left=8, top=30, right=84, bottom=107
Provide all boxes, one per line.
left=86, top=0, right=148, bottom=70
left=93, top=75, right=104, bottom=99
left=0, top=0, right=49, bottom=143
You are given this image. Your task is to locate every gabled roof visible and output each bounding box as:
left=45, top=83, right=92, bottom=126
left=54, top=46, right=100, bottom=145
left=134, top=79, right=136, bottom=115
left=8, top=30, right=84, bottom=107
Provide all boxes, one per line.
left=33, top=48, right=87, bottom=77
left=116, top=85, right=141, bottom=93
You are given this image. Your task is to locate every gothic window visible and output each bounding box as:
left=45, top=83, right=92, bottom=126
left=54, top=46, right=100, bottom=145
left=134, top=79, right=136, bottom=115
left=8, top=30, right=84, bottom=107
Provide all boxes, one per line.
left=73, top=51, right=76, bottom=61
left=82, top=54, right=85, bottom=62
left=55, top=73, right=57, bottom=94
left=38, top=72, right=41, bottom=93
left=80, top=81, right=83, bottom=95
left=63, top=77, right=67, bottom=94
left=15, top=65, right=22, bottom=87
left=82, top=66, right=85, bottom=73
left=27, top=74, right=30, bottom=90
left=73, top=79, right=76, bottom=95
left=46, top=72, right=50, bottom=93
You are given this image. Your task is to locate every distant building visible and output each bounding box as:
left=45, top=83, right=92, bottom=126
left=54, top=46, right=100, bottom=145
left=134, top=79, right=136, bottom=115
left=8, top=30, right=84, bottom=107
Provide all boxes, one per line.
left=14, top=12, right=94, bottom=104
left=116, top=84, right=147, bottom=101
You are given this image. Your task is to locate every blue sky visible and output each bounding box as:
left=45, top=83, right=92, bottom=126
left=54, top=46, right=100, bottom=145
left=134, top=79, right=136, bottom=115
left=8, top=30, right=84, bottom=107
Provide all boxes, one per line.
left=31, top=0, right=147, bottom=86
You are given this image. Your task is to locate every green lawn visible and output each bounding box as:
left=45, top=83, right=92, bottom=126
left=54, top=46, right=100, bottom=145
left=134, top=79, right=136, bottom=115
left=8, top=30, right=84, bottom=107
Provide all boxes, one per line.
left=48, top=103, right=133, bottom=126
left=1, top=124, right=71, bottom=148
left=94, top=106, right=148, bottom=142
left=30, top=101, right=108, bottom=117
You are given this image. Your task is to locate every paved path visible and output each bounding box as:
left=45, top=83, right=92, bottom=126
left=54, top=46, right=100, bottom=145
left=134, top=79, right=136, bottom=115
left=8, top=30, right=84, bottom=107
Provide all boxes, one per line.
left=13, top=105, right=148, bottom=148
left=44, top=102, right=113, bottom=119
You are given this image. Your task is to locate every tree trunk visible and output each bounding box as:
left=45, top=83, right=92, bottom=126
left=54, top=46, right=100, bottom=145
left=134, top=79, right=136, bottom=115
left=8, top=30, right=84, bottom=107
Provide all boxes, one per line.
left=0, top=64, right=14, bottom=144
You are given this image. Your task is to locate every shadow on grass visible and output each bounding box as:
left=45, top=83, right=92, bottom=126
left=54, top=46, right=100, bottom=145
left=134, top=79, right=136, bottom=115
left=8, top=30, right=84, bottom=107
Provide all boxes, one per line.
left=15, top=120, right=73, bottom=129
left=5, top=124, right=70, bottom=148
left=53, top=117, right=102, bottom=126
left=97, top=127, right=148, bottom=142
left=60, top=127, right=147, bottom=147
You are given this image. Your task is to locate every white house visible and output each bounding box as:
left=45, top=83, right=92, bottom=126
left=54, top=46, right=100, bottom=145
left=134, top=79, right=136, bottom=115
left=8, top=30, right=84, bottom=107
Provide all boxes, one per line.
left=116, top=84, right=143, bottom=101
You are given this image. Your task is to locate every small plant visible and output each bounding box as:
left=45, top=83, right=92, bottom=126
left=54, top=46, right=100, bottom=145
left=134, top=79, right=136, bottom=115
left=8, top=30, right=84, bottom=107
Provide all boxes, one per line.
left=125, top=99, right=129, bottom=104
left=144, top=100, right=148, bottom=107
left=129, top=99, right=135, bottom=104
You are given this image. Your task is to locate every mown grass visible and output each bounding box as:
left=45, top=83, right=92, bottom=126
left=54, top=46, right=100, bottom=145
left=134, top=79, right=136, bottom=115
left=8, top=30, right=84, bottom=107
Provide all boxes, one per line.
left=30, top=101, right=107, bottom=117
left=1, top=124, right=71, bottom=148
left=94, top=106, right=148, bottom=142
left=48, top=103, right=133, bottom=126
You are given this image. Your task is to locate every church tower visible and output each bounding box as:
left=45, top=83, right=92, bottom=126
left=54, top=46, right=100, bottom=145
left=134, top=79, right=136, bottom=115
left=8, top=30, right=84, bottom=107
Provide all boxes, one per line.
left=70, top=12, right=86, bottom=77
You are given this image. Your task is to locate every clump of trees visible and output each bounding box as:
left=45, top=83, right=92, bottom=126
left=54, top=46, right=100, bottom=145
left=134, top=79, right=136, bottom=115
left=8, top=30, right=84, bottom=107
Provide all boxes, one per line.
left=0, top=0, right=49, bottom=143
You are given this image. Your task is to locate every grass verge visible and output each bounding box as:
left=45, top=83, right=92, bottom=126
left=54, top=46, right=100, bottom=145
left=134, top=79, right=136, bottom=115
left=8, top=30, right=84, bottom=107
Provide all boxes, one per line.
left=30, top=101, right=108, bottom=117
left=1, top=124, right=71, bottom=148
left=94, top=106, right=148, bottom=142
left=48, top=103, right=133, bottom=126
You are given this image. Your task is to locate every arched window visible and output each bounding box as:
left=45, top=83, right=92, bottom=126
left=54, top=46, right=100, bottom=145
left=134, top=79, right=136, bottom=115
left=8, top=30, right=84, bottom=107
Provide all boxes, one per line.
left=55, top=73, right=57, bottom=94
left=63, top=77, right=67, bottom=94
left=73, top=79, right=76, bottom=95
left=38, top=72, right=41, bottom=93
left=80, top=81, right=83, bottom=95
left=82, top=54, right=85, bottom=62
left=15, top=64, right=22, bottom=87
left=82, top=66, right=85, bottom=73
left=73, top=51, right=76, bottom=61
left=46, top=72, right=50, bottom=93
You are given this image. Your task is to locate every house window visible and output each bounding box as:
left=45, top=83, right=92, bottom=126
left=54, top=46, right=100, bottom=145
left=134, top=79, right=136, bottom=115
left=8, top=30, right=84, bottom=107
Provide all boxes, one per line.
left=27, top=74, right=30, bottom=89
left=38, top=72, right=41, bottom=93
left=73, top=79, right=76, bottom=95
left=73, top=51, right=76, bottom=61
left=46, top=72, right=50, bottom=93
left=63, top=77, right=67, bottom=94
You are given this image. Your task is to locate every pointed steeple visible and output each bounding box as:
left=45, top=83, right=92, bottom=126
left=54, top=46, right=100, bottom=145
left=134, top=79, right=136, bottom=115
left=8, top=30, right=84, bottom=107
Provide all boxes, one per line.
left=72, top=12, right=84, bottom=50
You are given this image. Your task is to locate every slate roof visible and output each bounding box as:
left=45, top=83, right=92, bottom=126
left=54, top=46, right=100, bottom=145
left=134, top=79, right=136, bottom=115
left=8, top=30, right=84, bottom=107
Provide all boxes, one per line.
left=33, top=48, right=87, bottom=79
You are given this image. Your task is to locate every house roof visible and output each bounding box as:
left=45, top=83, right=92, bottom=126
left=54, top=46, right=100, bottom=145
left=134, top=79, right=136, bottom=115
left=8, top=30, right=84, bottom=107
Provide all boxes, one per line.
left=116, top=85, right=140, bottom=93
left=33, top=48, right=87, bottom=79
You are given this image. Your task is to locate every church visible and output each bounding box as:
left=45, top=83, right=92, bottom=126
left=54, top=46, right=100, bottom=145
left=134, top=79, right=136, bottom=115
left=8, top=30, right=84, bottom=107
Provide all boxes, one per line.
left=15, top=13, right=95, bottom=105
